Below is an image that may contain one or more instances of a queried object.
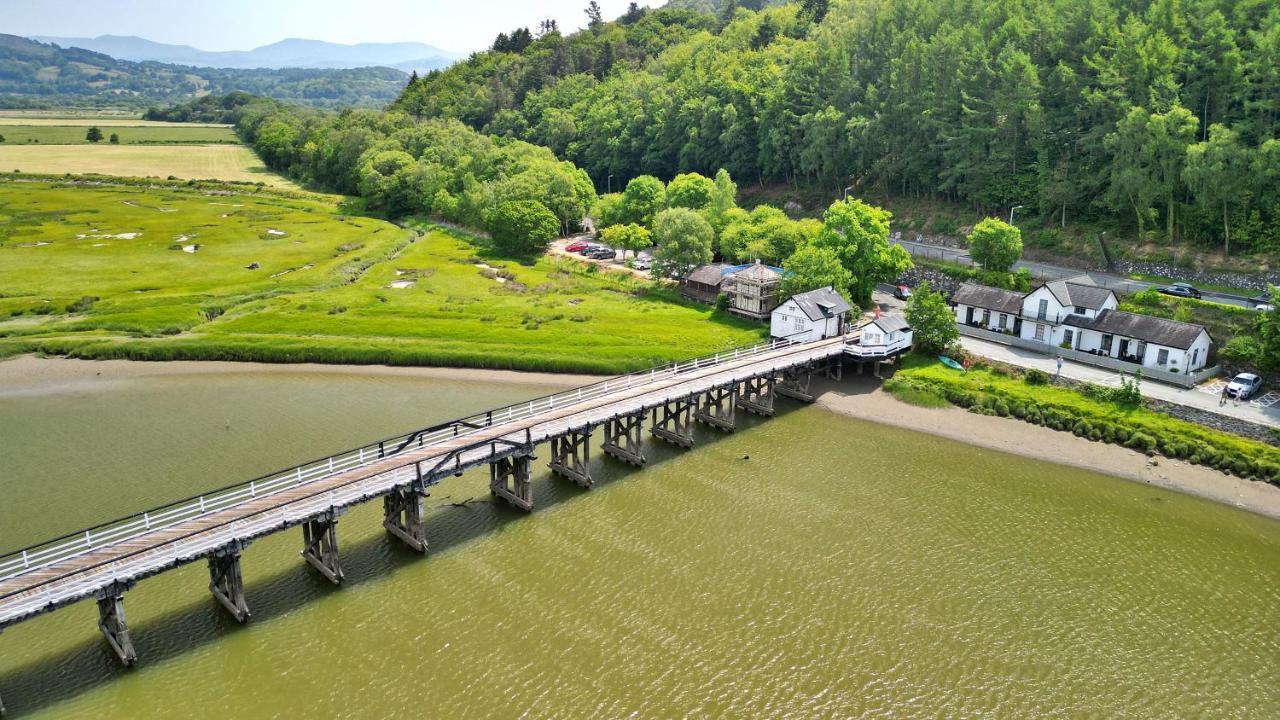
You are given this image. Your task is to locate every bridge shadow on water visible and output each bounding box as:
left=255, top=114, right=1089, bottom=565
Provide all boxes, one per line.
left=0, top=395, right=818, bottom=716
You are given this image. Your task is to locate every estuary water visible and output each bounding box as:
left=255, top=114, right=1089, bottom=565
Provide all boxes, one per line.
left=0, top=362, right=1276, bottom=718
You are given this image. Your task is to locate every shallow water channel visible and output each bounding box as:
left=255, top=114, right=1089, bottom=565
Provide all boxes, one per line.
left=0, top=362, right=1276, bottom=717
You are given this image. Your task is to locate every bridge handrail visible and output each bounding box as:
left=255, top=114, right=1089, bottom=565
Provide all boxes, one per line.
left=0, top=335, right=808, bottom=583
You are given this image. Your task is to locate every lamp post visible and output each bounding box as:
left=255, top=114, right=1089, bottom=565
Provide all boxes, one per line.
left=1009, top=205, right=1023, bottom=224
left=842, top=185, right=854, bottom=202
left=607, top=174, right=614, bottom=194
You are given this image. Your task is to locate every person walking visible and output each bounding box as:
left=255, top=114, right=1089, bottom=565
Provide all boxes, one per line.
left=1220, top=383, right=1229, bottom=407
left=1055, top=355, right=1064, bottom=380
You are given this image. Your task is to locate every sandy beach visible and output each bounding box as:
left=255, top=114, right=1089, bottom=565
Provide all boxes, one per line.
left=4, top=354, right=1278, bottom=520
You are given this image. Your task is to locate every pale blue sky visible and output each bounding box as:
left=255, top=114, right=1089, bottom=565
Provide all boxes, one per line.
left=7, top=0, right=657, bottom=54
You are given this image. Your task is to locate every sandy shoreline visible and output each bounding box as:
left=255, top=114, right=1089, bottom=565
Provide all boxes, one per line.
left=4, top=354, right=1278, bottom=520
left=817, top=379, right=1280, bottom=521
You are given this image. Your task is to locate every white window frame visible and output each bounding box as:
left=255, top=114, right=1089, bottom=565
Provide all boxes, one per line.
left=1157, top=348, right=1169, bottom=366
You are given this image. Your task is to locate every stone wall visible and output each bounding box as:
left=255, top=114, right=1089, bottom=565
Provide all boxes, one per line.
left=1110, top=259, right=1278, bottom=293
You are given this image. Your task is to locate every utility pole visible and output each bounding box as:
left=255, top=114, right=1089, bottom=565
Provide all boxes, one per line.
left=1009, top=205, right=1023, bottom=224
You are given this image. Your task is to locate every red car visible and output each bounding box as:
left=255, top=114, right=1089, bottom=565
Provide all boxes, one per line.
left=564, top=240, right=590, bottom=252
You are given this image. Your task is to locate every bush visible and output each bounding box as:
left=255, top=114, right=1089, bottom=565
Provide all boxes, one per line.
left=1125, top=432, right=1156, bottom=454
left=1024, top=369, right=1050, bottom=385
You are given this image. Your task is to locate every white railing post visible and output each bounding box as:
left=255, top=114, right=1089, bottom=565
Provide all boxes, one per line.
left=200, top=496, right=206, bottom=513
left=22, top=550, right=29, bottom=568
left=328, top=457, right=334, bottom=473
left=84, top=530, right=92, bottom=548
left=144, top=512, right=150, bottom=530
left=250, top=481, right=257, bottom=497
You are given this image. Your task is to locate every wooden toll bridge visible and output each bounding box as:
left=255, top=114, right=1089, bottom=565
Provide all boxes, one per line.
left=0, top=329, right=909, bottom=713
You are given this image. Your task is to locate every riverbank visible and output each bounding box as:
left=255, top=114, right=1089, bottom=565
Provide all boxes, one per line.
left=5, top=353, right=1278, bottom=520
left=817, top=377, right=1280, bottom=521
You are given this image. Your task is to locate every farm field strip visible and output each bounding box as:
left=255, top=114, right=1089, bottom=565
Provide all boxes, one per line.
left=0, top=145, right=297, bottom=189
left=0, top=117, right=232, bottom=128
left=0, top=125, right=238, bottom=145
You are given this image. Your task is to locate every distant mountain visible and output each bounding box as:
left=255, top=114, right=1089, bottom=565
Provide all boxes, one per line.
left=29, top=35, right=462, bottom=75
left=0, top=35, right=410, bottom=109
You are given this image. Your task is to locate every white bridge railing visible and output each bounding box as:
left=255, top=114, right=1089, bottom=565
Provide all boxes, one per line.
left=0, top=335, right=817, bottom=589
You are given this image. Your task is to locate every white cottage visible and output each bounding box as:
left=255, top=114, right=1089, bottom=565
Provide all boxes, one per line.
left=951, top=276, right=1213, bottom=374
left=858, top=315, right=913, bottom=354
left=770, top=286, right=852, bottom=342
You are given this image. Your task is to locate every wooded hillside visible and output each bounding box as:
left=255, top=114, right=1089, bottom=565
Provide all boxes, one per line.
left=394, top=0, right=1280, bottom=256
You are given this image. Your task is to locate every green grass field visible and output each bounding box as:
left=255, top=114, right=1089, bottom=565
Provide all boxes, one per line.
left=0, top=181, right=763, bottom=372
left=0, top=124, right=238, bottom=144
left=0, top=145, right=297, bottom=188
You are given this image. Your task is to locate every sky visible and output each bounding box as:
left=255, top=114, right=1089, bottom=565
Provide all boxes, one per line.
left=6, top=0, right=659, bottom=54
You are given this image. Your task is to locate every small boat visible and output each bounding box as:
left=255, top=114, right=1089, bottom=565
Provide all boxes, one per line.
left=939, top=355, right=965, bottom=371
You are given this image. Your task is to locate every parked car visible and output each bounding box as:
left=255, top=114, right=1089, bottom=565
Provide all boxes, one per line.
left=894, top=284, right=912, bottom=300
left=577, top=243, right=601, bottom=255
left=1226, top=373, right=1263, bottom=400
left=587, top=247, right=617, bottom=260
left=564, top=240, right=589, bottom=252
left=1158, top=282, right=1202, bottom=299
left=632, top=256, right=652, bottom=270
left=1251, top=292, right=1275, bottom=312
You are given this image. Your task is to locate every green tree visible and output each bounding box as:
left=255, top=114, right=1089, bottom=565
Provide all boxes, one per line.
left=1148, top=105, right=1199, bottom=240
left=781, top=245, right=852, bottom=299
left=1183, top=124, right=1250, bottom=255
left=706, top=168, right=739, bottom=234
left=1257, top=287, right=1280, bottom=374
left=665, top=172, right=716, bottom=210
left=811, top=199, right=912, bottom=305
left=904, top=281, right=958, bottom=355
left=108, top=132, right=120, bottom=144
left=488, top=200, right=560, bottom=256
left=600, top=223, right=651, bottom=259
left=85, top=126, right=104, bottom=143
left=0, top=134, right=6, bottom=143
left=651, top=207, right=713, bottom=278
left=619, top=175, right=667, bottom=228
left=966, top=218, right=1024, bottom=272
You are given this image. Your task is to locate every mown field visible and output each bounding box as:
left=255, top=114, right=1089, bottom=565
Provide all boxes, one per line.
left=0, top=145, right=297, bottom=188
left=0, top=181, right=763, bottom=372
left=0, top=124, right=237, bottom=144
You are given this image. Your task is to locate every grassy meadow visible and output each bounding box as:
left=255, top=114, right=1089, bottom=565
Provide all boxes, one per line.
left=0, top=145, right=296, bottom=188
left=0, top=181, right=763, bottom=373
left=0, top=124, right=237, bottom=144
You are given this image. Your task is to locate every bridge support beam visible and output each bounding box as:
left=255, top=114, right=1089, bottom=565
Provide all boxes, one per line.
left=826, top=357, right=844, bottom=381
left=95, top=582, right=137, bottom=666
left=777, top=365, right=815, bottom=403
left=208, top=542, right=250, bottom=622
left=737, top=375, right=776, bottom=416
left=602, top=412, right=646, bottom=466
left=650, top=396, right=694, bottom=448
left=301, top=509, right=344, bottom=585
left=695, top=385, right=737, bottom=432
left=383, top=485, right=429, bottom=553
left=491, top=453, right=534, bottom=511
left=549, top=427, right=593, bottom=488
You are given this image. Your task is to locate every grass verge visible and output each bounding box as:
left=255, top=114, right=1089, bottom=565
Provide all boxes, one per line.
left=887, top=353, right=1280, bottom=484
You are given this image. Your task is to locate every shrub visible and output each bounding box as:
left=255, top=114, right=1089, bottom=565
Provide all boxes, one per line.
left=1125, top=432, right=1156, bottom=454
left=1024, top=369, right=1050, bottom=386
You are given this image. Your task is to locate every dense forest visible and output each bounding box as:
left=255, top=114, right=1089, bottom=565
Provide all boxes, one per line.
left=0, top=34, right=409, bottom=109
left=392, top=0, right=1280, bottom=255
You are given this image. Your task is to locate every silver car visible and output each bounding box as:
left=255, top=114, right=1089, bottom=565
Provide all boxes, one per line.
left=1226, top=373, right=1262, bottom=400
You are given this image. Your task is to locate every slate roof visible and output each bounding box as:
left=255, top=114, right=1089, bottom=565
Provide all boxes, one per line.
left=1043, top=276, right=1114, bottom=310
left=951, top=283, right=1024, bottom=314
left=787, top=287, right=852, bottom=321
left=1063, top=309, right=1208, bottom=349
left=871, top=315, right=911, bottom=333
left=685, top=263, right=731, bottom=286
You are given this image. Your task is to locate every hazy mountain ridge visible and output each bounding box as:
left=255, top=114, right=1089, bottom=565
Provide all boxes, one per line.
left=29, top=35, right=461, bottom=74
left=0, top=34, right=410, bottom=109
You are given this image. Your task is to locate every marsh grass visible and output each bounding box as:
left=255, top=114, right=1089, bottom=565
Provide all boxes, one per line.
left=0, top=182, right=764, bottom=373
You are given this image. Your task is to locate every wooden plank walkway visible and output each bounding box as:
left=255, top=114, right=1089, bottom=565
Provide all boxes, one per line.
left=0, top=335, right=851, bottom=629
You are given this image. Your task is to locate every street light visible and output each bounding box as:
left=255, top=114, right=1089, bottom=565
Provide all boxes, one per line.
left=1009, top=205, right=1024, bottom=224
left=842, top=185, right=854, bottom=202
left=607, top=174, right=614, bottom=194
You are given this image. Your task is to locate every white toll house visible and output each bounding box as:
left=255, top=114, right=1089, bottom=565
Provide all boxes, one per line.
left=770, top=286, right=853, bottom=341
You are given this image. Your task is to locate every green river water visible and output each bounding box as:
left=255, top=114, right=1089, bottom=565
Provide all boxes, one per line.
left=0, top=364, right=1276, bottom=718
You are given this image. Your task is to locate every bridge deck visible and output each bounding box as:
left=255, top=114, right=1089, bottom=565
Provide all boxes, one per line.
left=0, top=335, right=851, bottom=628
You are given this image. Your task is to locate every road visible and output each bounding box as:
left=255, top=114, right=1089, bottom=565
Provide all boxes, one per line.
left=893, top=238, right=1258, bottom=309
left=870, top=287, right=1279, bottom=429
